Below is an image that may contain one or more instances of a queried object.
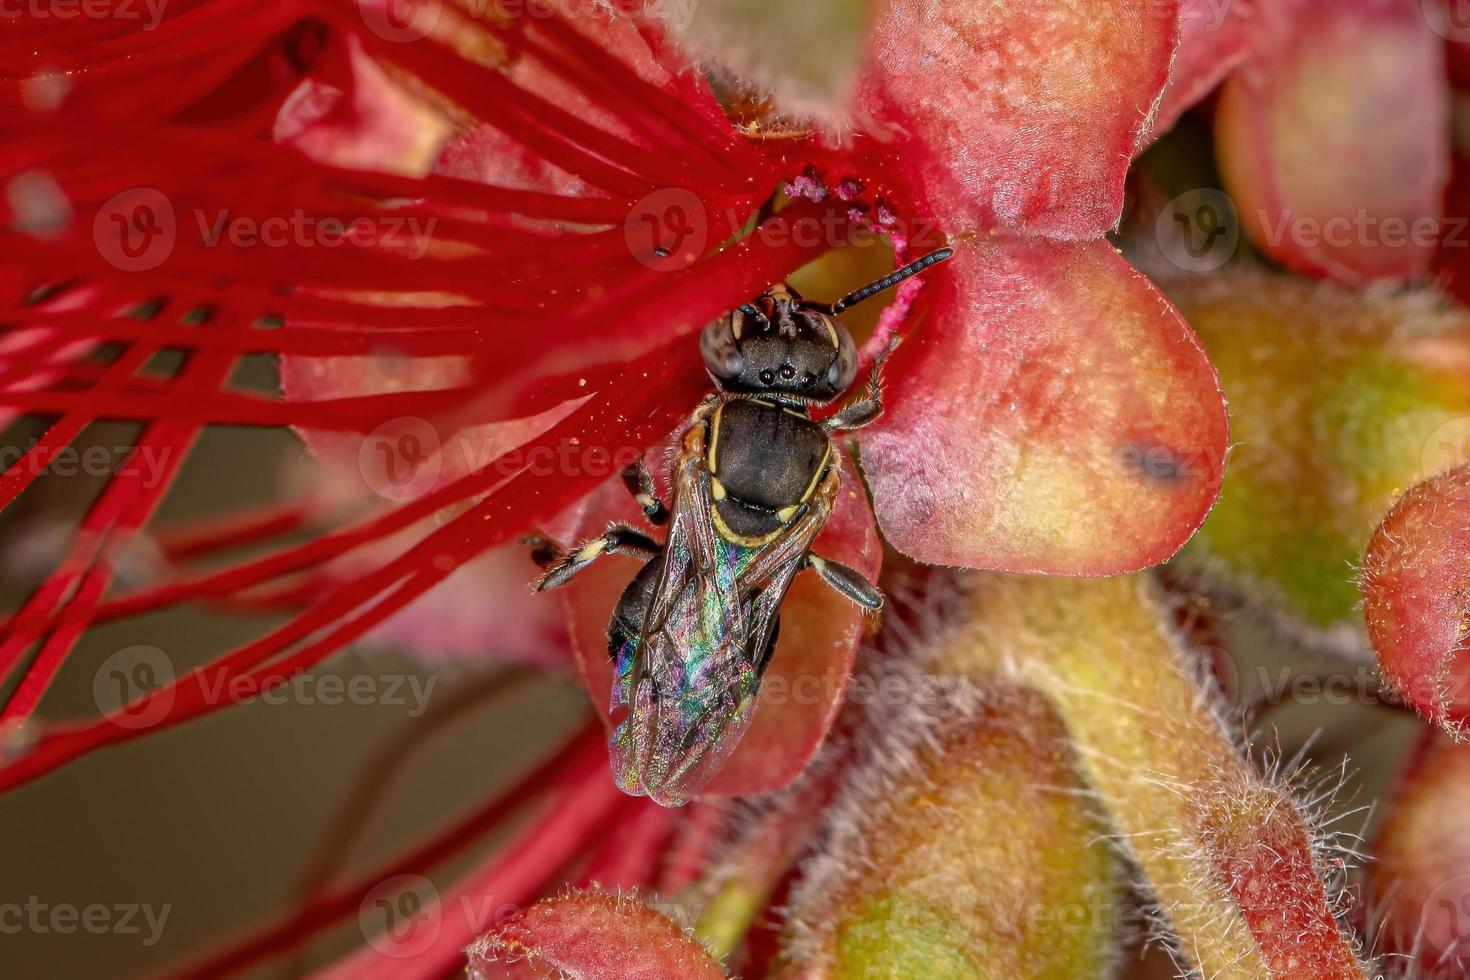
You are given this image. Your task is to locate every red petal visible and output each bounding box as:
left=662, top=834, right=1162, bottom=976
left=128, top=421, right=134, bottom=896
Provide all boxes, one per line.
left=1362, top=466, right=1470, bottom=733
left=562, top=445, right=879, bottom=798
left=1215, top=0, right=1449, bottom=282
left=1369, top=731, right=1470, bottom=971
left=856, top=0, right=1179, bottom=237
left=860, top=236, right=1227, bottom=574
left=467, top=890, right=725, bottom=978
left=1151, top=0, right=1258, bottom=137
left=1436, top=153, right=1470, bottom=305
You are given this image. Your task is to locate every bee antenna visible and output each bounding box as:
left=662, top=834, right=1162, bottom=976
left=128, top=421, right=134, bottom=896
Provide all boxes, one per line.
left=827, top=246, right=954, bottom=314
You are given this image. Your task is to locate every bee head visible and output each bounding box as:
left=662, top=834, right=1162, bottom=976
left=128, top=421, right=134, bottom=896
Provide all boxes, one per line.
left=700, top=284, right=856, bottom=403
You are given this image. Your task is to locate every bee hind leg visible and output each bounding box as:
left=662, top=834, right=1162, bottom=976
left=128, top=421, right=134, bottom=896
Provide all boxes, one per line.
left=533, top=524, right=660, bottom=591
left=806, top=554, right=883, bottom=611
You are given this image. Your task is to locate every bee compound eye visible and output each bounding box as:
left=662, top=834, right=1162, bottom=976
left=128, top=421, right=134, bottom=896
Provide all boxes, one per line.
left=700, top=317, right=744, bottom=382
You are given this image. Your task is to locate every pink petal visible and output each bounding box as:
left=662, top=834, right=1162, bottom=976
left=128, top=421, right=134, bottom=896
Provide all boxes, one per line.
left=1215, top=0, right=1449, bottom=282
left=275, top=38, right=449, bottom=176
left=562, top=445, right=880, bottom=798
left=348, top=538, right=571, bottom=669
left=856, top=0, right=1179, bottom=237
left=860, top=236, right=1227, bottom=575
left=1151, top=0, right=1259, bottom=137
left=467, top=890, right=725, bottom=978
left=1362, top=466, right=1470, bottom=733
left=280, top=348, right=588, bottom=504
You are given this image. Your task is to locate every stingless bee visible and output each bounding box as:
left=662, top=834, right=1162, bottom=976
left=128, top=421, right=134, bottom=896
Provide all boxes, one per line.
left=531, top=246, right=954, bottom=807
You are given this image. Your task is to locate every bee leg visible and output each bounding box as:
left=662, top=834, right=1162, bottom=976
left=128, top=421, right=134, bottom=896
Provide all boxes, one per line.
left=620, top=462, right=669, bottom=526
left=822, top=338, right=895, bottom=434
left=534, top=524, right=661, bottom=591
left=805, top=554, right=883, bottom=611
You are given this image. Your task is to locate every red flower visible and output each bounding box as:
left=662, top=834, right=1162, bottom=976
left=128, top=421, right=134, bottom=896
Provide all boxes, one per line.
left=0, top=0, right=1226, bottom=797
left=0, top=3, right=1263, bottom=974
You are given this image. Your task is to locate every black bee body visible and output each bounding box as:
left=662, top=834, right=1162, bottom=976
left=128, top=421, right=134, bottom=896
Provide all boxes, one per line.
left=707, top=395, right=829, bottom=545
left=532, top=246, right=954, bottom=806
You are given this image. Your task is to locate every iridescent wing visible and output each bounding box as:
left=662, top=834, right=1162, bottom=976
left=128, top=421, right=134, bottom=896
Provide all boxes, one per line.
left=609, top=403, right=838, bottom=807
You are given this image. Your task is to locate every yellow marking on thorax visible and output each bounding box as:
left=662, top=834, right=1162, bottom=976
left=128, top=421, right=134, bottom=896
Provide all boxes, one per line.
left=799, top=442, right=834, bottom=505
left=707, top=400, right=726, bottom=473
left=710, top=503, right=785, bottom=548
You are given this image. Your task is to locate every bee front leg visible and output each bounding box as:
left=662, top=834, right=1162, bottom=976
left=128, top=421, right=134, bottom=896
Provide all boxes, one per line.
left=805, top=553, right=883, bottom=611
left=823, top=340, right=894, bottom=434
left=532, top=525, right=660, bottom=591
left=621, top=461, right=669, bottom=527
